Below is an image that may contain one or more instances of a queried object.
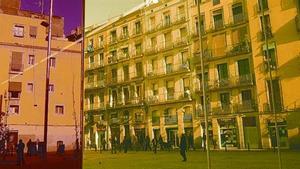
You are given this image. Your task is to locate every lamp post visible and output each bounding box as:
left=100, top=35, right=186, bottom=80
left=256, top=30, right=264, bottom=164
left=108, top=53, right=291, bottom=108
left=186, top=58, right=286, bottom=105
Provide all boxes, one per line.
left=196, top=1, right=211, bottom=169
left=259, top=0, right=282, bottom=169
left=43, top=0, right=54, bottom=158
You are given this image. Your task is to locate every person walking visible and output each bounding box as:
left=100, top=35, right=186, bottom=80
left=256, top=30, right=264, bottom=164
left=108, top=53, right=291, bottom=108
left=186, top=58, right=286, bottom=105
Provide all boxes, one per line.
left=16, top=139, right=25, bottom=166
left=180, top=134, right=187, bottom=162
left=26, top=139, right=32, bottom=156
left=152, top=137, right=157, bottom=154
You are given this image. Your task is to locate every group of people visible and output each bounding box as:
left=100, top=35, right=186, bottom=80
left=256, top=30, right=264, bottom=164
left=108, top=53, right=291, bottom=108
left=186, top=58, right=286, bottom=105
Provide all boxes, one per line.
left=108, top=133, right=190, bottom=162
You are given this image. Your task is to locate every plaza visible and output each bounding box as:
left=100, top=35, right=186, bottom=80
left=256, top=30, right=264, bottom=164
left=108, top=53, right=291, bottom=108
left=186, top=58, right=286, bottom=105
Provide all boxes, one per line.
left=83, top=150, right=300, bottom=169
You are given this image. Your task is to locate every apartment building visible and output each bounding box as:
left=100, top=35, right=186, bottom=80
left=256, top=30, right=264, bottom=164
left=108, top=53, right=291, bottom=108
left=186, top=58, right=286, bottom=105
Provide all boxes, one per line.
left=247, top=0, right=300, bottom=149
left=0, top=0, right=82, bottom=151
left=84, top=0, right=300, bottom=150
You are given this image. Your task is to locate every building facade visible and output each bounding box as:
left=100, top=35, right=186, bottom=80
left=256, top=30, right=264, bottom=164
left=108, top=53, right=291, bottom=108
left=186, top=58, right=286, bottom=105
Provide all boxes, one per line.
left=0, top=0, right=82, bottom=151
left=84, top=0, right=300, bottom=150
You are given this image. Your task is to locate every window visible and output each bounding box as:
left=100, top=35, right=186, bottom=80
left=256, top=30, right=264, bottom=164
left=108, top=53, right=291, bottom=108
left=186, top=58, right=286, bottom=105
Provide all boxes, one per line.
left=220, top=92, right=230, bottom=109
left=241, top=90, right=252, bottom=103
left=166, top=80, right=174, bottom=100
left=135, top=21, right=142, bottom=34
left=163, top=12, right=171, bottom=26
left=237, top=59, right=250, bottom=76
left=135, top=43, right=142, bottom=55
left=260, top=14, right=272, bottom=39
left=112, top=68, right=117, bottom=82
left=123, top=87, right=130, bottom=103
left=217, top=63, right=228, bottom=80
left=263, top=48, right=277, bottom=70
left=151, top=37, right=157, bottom=48
left=55, top=105, right=64, bottom=115
left=180, top=27, right=187, bottom=38
left=110, top=30, right=117, bottom=42
left=28, top=55, right=35, bottom=65
left=29, top=26, right=37, bottom=38
left=9, top=91, right=21, bottom=99
left=89, top=54, right=94, bottom=64
left=258, top=0, right=268, bottom=11
left=13, top=25, right=24, bottom=37
left=8, top=82, right=22, bottom=98
left=213, top=10, right=224, bottom=29
left=49, top=84, right=54, bottom=92
left=232, top=3, right=244, bottom=24
left=164, top=32, right=172, bottom=48
left=178, top=6, right=185, bottom=19
left=122, top=47, right=129, bottom=58
left=122, top=26, right=129, bottom=38
left=149, top=16, right=155, bottom=30
left=267, top=79, right=282, bottom=112
left=152, top=83, right=158, bottom=96
left=123, top=65, right=129, bottom=81
left=165, top=56, right=173, bottom=73
left=10, top=52, right=23, bottom=72
left=9, top=105, right=19, bottom=114
left=99, top=53, right=104, bottom=66
left=27, top=83, right=34, bottom=92
left=98, top=35, right=104, bottom=47
left=136, top=62, right=143, bottom=77
left=213, top=0, right=220, bottom=6
left=49, top=57, right=56, bottom=67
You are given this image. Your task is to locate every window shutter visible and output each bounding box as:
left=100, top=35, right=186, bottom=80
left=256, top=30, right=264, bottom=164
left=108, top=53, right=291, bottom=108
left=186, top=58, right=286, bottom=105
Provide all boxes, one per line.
left=9, top=82, right=22, bottom=92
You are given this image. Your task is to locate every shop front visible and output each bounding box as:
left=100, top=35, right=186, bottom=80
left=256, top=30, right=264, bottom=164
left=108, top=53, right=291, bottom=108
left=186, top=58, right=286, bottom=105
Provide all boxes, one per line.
left=218, top=118, right=238, bottom=149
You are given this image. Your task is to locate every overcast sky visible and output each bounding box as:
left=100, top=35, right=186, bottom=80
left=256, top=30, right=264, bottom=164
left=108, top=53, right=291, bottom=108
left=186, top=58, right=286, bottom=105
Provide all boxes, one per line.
left=85, top=0, right=144, bottom=27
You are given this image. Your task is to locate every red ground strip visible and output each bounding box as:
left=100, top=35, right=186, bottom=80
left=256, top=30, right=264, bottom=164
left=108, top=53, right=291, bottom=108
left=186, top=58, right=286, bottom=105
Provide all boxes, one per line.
left=0, top=151, right=82, bottom=169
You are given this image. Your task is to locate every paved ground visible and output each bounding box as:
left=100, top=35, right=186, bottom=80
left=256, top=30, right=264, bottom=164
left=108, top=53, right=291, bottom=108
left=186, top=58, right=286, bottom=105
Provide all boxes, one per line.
left=83, top=150, right=300, bottom=169
left=0, top=151, right=81, bottom=169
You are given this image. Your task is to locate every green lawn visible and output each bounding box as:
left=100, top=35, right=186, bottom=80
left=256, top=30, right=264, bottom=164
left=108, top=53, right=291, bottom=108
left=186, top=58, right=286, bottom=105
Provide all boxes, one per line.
left=83, top=150, right=300, bottom=169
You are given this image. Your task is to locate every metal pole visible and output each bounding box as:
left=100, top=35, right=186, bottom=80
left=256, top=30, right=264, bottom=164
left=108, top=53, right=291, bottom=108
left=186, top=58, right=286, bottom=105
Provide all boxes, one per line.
left=43, top=0, right=53, bottom=158
left=196, top=1, right=211, bottom=169
left=259, top=0, right=282, bottom=169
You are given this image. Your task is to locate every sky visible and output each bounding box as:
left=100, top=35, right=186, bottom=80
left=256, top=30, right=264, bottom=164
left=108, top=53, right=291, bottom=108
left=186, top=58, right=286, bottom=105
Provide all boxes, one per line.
left=21, top=0, right=82, bottom=35
left=85, top=0, right=144, bottom=27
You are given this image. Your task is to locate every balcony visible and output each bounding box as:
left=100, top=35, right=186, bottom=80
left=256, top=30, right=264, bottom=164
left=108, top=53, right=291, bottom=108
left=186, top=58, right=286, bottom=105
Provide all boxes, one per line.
left=152, top=116, right=160, bottom=126
left=85, top=102, right=105, bottom=111
left=118, top=54, right=130, bottom=61
left=173, top=37, right=189, bottom=48
left=147, top=95, right=159, bottom=104
left=159, top=42, right=174, bottom=52
left=135, top=116, right=144, bottom=124
left=119, top=34, right=129, bottom=41
left=258, top=26, right=273, bottom=41
left=166, top=93, right=175, bottom=101
left=86, top=45, right=94, bottom=53
left=109, top=37, right=118, bottom=45
left=235, top=74, right=253, bottom=86
left=165, top=115, right=178, bottom=125
left=230, top=13, right=247, bottom=25
left=211, top=104, right=233, bottom=115
left=108, top=56, right=118, bottom=64
left=145, top=46, right=158, bottom=55
left=85, top=80, right=105, bottom=89
left=174, top=14, right=186, bottom=24
left=8, top=98, right=20, bottom=105
left=212, top=20, right=225, bottom=31
left=9, top=64, right=24, bottom=73
left=110, top=118, right=119, bottom=124
left=183, top=114, right=193, bottom=123
left=233, top=100, right=257, bottom=112
left=132, top=50, right=144, bottom=58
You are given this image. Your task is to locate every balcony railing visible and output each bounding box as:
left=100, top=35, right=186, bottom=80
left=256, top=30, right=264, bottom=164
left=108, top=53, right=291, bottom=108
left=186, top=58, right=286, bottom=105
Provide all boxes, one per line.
left=118, top=54, right=129, bottom=61
left=147, top=95, right=159, bottom=104
left=212, top=19, right=224, bottom=30
left=173, top=37, right=189, bottom=47
left=145, top=46, right=158, bottom=55
left=119, top=34, right=129, bottom=40
left=211, top=104, right=232, bottom=115
left=165, top=115, right=178, bottom=125
left=231, top=13, right=246, bottom=25
left=9, top=64, right=24, bottom=73
left=208, top=74, right=253, bottom=90
left=110, top=118, right=119, bottom=124
left=85, top=102, right=105, bottom=111
left=233, top=100, right=257, bottom=112
left=152, top=116, right=160, bottom=126
left=135, top=116, right=144, bottom=124
left=259, top=26, right=273, bottom=41
left=86, top=45, right=94, bottom=53
left=183, top=114, right=193, bottom=123
left=85, top=80, right=105, bottom=89
left=108, top=56, right=118, bottom=64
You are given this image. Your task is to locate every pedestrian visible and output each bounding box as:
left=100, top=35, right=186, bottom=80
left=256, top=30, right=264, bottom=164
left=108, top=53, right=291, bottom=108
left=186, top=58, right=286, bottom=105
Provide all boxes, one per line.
left=123, top=136, right=129, bottom=153
left=180, top=134, right=187, bottom=162
left=145, top=136, right=151, bottom=151
left=26, top=139, right=32, bottom=156
left=188, top=133, right=195, bottom=151
left=16, top=139, right=25, bottom=166
left=102, top=139, right=106, bottom=151
left=152, top=137, right=157, bottom=154
left=159, top=135, right=163, bottom=151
